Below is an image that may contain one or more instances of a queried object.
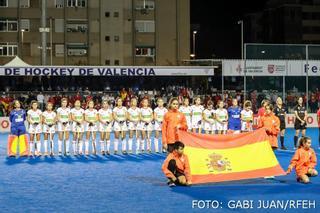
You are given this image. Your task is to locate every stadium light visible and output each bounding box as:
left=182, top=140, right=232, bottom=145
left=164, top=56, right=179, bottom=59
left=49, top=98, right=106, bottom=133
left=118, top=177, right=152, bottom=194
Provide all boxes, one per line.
left=237, top=20, right=244, bottom=59
left=21, top=29, right=25, bottom=58
left=192, top=31, right=197, bottom=58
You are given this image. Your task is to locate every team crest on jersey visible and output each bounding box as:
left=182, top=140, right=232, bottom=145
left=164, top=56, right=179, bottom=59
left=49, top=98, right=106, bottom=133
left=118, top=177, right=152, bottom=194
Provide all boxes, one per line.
left=206, top=153, right=232, bottom=173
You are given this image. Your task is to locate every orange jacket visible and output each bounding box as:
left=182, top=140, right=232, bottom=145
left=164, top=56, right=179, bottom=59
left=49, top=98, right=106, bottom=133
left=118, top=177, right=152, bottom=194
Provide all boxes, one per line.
left=162, top=109, right=187, bottom=145
left=258, top=113, right=280, bottom=148
left=162, top=150, right=191, bottom=181
left=289, top=147, right=317, bottom=176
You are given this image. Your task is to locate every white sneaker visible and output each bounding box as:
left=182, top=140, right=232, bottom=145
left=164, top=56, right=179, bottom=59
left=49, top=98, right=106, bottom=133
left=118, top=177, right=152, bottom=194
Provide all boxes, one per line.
left=264, top=176, right=275, bottom=179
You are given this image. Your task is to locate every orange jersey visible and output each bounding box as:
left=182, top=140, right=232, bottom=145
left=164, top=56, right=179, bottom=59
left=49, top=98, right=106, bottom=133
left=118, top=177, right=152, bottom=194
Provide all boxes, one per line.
left=258, top=113, right=280, bottom=148
left=162, top=109, right=187, bottom=145
left=162, top=150, right=191, bottom=181
left=289, top=147, right=317, bottom=177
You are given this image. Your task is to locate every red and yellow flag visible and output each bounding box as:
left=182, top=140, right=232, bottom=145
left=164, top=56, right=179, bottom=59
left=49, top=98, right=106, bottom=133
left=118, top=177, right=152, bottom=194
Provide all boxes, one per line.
left=178, top=128, right=286, bottom=184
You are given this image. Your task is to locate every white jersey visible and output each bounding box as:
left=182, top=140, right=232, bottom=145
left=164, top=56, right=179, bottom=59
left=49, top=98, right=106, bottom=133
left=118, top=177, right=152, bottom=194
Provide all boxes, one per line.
left=98, top=108, right=113, bottom=132
left=241, top=109, right=253, bottom=121
left=28, top=109, right=42, bottom=123
left=57, top=107, right=70, bottom=123
left=154, top=107, right=168, bottom=122
left=56, top=107, right=71, bottom=131
left=84, top=109, right=98, bottom=131
left=42, top=111, right=56, bottom=133
left=113, top=107, right=127, bottom=122
left=71, top=108, right=85, bottom=132
left=154, top=107, right=168, bottom=131
left=202, top=109, right=216, bottom=131
left=113, top=107, right=128, bottom=131
left=128, top=107, right=140, bottom=123
left=191, top=105, right=203, bottom=128
left=215, top=108, right=228, bottom=131
left=140, top=107, right=153, bottom=131
left=179, top=106, right=192, bottom=130
left=27, top=109, right=42, bottom=133
left=127, top=107, right=140, bottom=130
left=241, top=109, right=253, bottom=131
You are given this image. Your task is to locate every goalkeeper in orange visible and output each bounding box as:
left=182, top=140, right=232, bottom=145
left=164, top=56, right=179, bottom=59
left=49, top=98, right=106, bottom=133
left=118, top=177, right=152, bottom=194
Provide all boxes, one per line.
left=162, top=141, right=192, bottom=187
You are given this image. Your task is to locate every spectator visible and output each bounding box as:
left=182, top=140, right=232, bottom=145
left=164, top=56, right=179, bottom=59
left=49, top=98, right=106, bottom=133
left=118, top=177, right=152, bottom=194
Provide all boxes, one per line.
left=37, top=92, right=44, bottom=110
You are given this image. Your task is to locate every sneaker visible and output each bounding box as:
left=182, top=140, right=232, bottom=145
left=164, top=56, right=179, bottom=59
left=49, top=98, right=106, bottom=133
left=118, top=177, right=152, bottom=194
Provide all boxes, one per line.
left=122, top=151, right=127, bottom=155
left=85, top=151, right=89, bottom=156
left=101, top=151, right=105, bottom=156
left=281, top=146, right=287, bottom=150
left=38, top=152, right=42, bottom=156
left=141, top=150, right=145, bottom=153
left=44, top=152, right=48, bottom=156
left=29, top=152, right=34, bottom=157
left=114, top=151, right=118, bottom=155
left=167, top=181, right=176, bottom=187
left=264, top=176, right=275, bottom=179
left=162, top=149, right=167, bottom=153
left=106, top=151, right=110, bottom=155
left=148, top=150, right=152, bottom=154
left=58, top=152, right=62, bottom=156
left=128, top=150, right=133, bottom=154
left=66, top=152, right=70, bottom=156
left=50, top=152, right=54, bottom=156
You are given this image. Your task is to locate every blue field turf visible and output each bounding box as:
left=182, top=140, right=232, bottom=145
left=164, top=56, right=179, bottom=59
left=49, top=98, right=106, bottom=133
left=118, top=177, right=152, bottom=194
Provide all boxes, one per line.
left=0, top=129, right=319, bottom=213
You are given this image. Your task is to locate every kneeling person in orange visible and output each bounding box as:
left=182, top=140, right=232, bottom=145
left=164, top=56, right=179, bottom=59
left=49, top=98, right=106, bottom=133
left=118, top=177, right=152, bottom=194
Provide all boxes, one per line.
left=162, top=98, right=188, bottom=153
left=258, top=104, right=280, bottom=149
left=287, top=137, right=318, bottom=183
left=162, top=141, right=192, bottom=187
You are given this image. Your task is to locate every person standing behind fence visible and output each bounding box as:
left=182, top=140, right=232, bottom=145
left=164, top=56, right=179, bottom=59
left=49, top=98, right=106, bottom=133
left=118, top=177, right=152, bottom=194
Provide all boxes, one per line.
left=293, top=97, right=308, bottom=149
left=274, top=97, right=287, bottom=150
left=37, top=92, right=44, bottom=111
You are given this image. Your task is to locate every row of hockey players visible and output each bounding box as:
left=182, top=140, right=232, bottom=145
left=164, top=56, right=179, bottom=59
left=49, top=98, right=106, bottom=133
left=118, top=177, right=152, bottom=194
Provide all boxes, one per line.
left=23, top=97, right=253, bottom=156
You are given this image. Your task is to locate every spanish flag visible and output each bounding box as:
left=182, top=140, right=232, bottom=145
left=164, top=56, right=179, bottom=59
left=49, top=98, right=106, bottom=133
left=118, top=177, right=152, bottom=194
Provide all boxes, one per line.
left=178, top=128, right=286, bottom=184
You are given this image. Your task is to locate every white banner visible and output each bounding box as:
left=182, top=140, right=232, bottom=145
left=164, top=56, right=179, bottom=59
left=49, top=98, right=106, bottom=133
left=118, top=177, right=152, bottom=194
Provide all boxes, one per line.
left=0, top=66, right=214, bottom=76
left=1, top=114, right=318, bottom=133
left=222, top=60, right=320, bottom=76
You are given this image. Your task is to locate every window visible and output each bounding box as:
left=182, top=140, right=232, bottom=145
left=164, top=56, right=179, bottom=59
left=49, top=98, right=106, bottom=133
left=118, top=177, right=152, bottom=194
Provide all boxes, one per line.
left=67, top=0, right=86, bottom=7
left=105, top=60, right=110, bottom=65
left=55, top=19, right=64, bottom=32
left=114, top=12, right=119, bottom=18
left=0, top=0, right=8, bottom=7
left=105, top=36, right=110, bottom=41
left=55, top=0, right=64, bottom=8
left=135, top=47, right=155, bottom=57
left=67, top=23, right=87, bottom=33
left=0, top=43, right=18, bottom=57
left=135, top=20, right=155, bottom=32
left=55, top=44, right=64, bottom=57
left=105, top=12, right=110, bottom=17
left=67, top=43, right=87, bottom=56
left=114, top=36, right=119, bottom=42
left=20, top=19, right=30, bottom=31
left=20, top=0, right=29, bottom=8
left=135, top=0, right=155, bottom=10
left=114, top=60, right=120, bottom=65
left=0, top=20, right=18, bottom=32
